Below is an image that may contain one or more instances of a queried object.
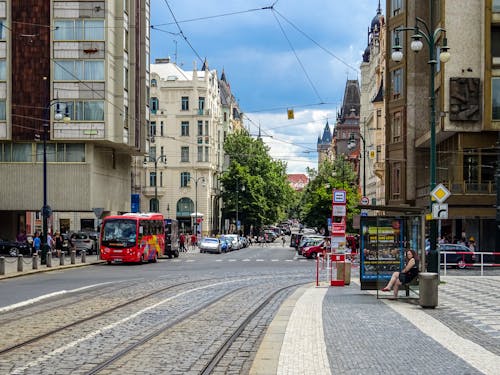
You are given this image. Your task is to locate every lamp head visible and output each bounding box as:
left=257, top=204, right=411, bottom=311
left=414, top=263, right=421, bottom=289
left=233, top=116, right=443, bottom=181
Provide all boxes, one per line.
left=410, top=34, right=423, bottom=52
left=391, top=33, right=403, bottom=62
left=439, top=38, right=450, bottom=63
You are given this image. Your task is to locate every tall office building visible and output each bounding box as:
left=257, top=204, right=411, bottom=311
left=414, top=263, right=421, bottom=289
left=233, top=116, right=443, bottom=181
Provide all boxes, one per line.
left=0, top=0, right=150, bottom=237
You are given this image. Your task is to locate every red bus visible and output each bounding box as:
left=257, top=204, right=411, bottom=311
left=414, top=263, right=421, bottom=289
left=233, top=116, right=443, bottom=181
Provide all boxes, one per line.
left=100, top=213, right=165, bottom=264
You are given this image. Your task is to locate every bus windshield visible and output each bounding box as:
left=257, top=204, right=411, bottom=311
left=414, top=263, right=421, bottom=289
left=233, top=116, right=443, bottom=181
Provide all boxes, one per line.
left=102, top=219, right=137, bottom=246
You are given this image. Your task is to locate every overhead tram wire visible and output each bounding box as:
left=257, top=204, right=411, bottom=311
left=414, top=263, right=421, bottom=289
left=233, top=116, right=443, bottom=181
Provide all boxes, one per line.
left=271, top=11, right=324, bottom=104
left=272, top=8, right=359, bottom=74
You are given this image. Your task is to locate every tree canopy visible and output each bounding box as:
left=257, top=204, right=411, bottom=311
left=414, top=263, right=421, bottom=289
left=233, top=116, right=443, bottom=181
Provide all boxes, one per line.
left=220, top=131, right=294, bottom=233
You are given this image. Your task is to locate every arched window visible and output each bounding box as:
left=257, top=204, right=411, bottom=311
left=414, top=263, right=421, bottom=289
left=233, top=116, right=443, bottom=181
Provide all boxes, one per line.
left=176, top=197, right=194, bottom=217
left=151, top=78, right=157, bottom=87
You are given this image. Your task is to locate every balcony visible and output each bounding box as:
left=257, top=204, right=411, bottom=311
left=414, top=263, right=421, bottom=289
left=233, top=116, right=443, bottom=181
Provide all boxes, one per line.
left=142, top=186, right=167, bottom=197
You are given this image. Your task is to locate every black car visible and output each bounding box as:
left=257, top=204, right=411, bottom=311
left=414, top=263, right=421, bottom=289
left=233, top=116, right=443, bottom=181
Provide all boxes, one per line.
left=0, top=238, right=31, bottom=257
left=439, top=244, right=476, bottom=269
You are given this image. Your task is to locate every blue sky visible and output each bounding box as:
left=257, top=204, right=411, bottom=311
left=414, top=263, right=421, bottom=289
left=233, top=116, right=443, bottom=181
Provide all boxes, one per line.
left=150, top=0, right=384, bottom=174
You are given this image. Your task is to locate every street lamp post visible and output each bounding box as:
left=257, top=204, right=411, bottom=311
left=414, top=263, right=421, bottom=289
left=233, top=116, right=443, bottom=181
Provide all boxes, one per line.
left=235, top=180, right=245, bottom=234
left=143, top=154, right=166, bottom=212
left=41, top=101, right=69, bottom=264
left=189, top=175, right=206, bottom=241
left=391, top=12, right=450, bottom=272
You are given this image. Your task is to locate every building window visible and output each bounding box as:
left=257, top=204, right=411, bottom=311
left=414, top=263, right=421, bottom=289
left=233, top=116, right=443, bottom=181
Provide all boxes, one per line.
left=181, top=96, right=189, bottom=111
left=150, top=97, right=159, bottom=114
left=180, top=172, right=190, bottom=187
left=376, top=145, right=382, bottom=162
left=151, top=78, right=157, bottom=87
left=224, top=112, right=227, bottom=122
left=58, top=101, right=104, bottom=121
left=495, top=0, right=500, bottom=12
left=181, top=121, right=189, bottom=136
left=391, top=163, right=401, bottom=199
left=54, top=20, right=105, bottom=40
left=198, top=97, right=205, bottom=115
left=205, top=146, right=209, bottom=162
left=391, top=68, right=402, bottom=97
left=123, top=66, right=129, bottom=91
left=149, top=146, right=156, bottom=160
left=150, top=121, right=156, bottom=137
left=160, top=172, right=163, bottom=187
left=0, top=20, right=5, bottom=40
left=0, top=100, right=5, bottom=120
left=391, top=111, right=402, bottom=143
left=149, top=171, right=157, bottom=187
left=205, top=121, right=209, bottom=137
left=391, top=0, right=403, bottom=16
left=54, top=60, right=105, bottom=81
left=493, top=27, right=500, bottom=59
left=123, top=106, right=129, bottom=129
left=0, top=60, right=5, bottom=81
left=160, top=121, right=164, bottom=136
left=197, top=146, right=203, bottom=162
left=35, top=143, right=85, bottom=162
left=493, top=78, right=500, bottom=120
left=181, top=146, right=189, bottom=162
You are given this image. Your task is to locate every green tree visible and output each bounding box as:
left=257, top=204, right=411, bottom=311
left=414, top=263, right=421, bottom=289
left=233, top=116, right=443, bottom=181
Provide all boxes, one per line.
left=299, top=158, right=360, bottom=233
left=220, top=131, right=294, bottom=233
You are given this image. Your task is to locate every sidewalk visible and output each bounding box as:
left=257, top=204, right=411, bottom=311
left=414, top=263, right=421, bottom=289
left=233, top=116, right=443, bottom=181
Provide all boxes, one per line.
left=0, top=253, right=104, bottom=280
left=251, top=276, right=500, bottom=375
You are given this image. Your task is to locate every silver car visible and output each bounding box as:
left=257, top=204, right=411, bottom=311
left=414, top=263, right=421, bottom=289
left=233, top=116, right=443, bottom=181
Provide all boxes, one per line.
left=199, top=237, right=222, bottom=254
left=70, top=232, right=97, bottom=255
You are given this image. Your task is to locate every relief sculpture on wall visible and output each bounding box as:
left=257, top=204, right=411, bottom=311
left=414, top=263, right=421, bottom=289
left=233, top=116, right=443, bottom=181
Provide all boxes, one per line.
left=449, top=77, right=481, bottom=121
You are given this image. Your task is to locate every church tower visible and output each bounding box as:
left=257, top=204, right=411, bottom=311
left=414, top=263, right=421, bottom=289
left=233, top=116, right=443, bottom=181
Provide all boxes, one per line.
left=317, top=121, right=333, bottom=168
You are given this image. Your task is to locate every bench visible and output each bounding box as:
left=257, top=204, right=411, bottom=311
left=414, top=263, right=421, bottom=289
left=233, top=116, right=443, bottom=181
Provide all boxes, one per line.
left=403, top=276, right=419, bottom=298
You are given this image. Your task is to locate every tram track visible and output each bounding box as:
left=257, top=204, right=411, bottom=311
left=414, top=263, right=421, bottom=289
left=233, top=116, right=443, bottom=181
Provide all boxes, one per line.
left=0, top=277, right=216, bottom=356
left=84, top=282, right=304, bottom=375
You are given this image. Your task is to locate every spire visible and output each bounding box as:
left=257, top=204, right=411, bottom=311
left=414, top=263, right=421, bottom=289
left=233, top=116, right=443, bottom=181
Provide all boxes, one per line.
left=220, top=68, right=227, bottom=82
left=377, top=0, right=381, bottom=14
left=201, top=58, right=208, bottom=71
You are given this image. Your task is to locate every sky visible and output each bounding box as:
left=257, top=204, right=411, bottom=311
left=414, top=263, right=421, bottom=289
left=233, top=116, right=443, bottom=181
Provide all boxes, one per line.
left=150, top=0, right=384, bottom=175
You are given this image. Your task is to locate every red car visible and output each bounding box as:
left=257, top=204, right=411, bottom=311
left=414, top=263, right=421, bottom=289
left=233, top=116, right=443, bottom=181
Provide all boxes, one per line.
left=302, top=240, right=328, bottom=259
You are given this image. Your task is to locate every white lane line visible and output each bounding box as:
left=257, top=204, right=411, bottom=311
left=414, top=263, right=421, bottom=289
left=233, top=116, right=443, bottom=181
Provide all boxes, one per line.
left=242, top=259, right=251, bottom=262
left=277, top=287, right=331, bottom=375
left=271, top=259, right=280, bottom=262
left=357, top=278, right=500, bottom=375
left=256, top=259, right=265, bottom=262
left=0, top=282, right=114, bottom=313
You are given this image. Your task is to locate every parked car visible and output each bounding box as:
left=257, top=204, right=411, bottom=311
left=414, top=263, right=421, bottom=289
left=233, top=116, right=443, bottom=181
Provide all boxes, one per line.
left=302, top=240, right=328, bottom=259
left=225, top=234, right=241, bottom=250
left=199, top=237, right=223, bottom=254
left=219, top=236, right=232, bottom=252
left=439, top=243, right=476, bottom=269
left=70, top=232, right=97, bottom=255
left=298, top=236, right=324, bottom=256
left=0, top=238, right=31, bottom=256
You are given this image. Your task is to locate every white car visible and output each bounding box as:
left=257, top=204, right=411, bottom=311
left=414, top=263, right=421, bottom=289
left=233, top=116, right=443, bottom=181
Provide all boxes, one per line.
left=225, top=234, right=241, bottom=250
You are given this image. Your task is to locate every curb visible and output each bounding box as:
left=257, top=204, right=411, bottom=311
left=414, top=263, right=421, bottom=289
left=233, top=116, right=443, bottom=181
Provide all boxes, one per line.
left=0, top=260, right=106, bottom=281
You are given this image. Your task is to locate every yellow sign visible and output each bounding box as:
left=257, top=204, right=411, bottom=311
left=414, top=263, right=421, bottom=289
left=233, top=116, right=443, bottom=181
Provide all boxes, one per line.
left=287, top=109, right=294, bottom=119
left=430, top=183, right=451, bottom=203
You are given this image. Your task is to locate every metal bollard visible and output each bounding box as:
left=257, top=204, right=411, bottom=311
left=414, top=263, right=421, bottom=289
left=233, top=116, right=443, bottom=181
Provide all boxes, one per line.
left=71, top=250, right=76, bottom=264
left=46, top=252, right=52, bottom=267
left=33, top=254, right=39, bottom=270
left=60, top=252, right=65, bottom=266
left=81, top=250, right=86, bottom=263
left=17, top=254, right=23, bottom=272
left=0, top=256, right=5, bottom=275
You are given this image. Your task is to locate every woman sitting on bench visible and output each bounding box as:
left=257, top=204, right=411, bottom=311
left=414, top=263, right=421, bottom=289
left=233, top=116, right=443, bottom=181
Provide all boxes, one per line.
left=381, top=249, right=419, bottom=299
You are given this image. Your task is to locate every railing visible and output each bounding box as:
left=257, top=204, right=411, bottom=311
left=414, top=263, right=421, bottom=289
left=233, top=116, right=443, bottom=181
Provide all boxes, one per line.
left=440, top=251, right=500, bottom=276
left=417, top=181, right=496, bottom=198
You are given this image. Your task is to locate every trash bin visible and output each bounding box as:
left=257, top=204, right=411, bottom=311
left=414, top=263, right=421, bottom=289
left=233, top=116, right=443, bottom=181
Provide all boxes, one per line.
left=419, top=272, right=438, bottom=308
left=336, top=261, right=351, bottom=285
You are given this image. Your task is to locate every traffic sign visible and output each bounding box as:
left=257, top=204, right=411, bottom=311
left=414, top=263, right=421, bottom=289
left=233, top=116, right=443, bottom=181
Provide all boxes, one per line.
left=360, top=196, right=369, bottom=205
left=333, top=190, right=347, bottom=204
left=432, top=203, right=448, bottom=219
left=333, top=205, right=346, bottom=217
left=430, top=183, right=451, bottom=203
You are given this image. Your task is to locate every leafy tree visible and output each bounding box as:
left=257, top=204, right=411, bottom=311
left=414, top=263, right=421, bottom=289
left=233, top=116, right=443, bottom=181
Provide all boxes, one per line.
left=299, top=157, right=360, bottom=233
left=220, top=131, right=294, bottom=233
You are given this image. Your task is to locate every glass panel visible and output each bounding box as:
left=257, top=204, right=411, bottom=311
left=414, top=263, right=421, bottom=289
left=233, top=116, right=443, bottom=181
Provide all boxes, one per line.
left=84, top=61, right=104, bottom=80
left=57, top=144, right=65, bottom=162
left=0, top=101, right=5, bottom=120
left=66, top=144, right=85, bottom=162
left=494, top=0, right=500, bottom=12
left=0, top=20, right=5, bottom=40
left=54, top=20, right=75, bottom=40
left=84, top=101, right=104, bottom=120
left=0, top=60, right=5, bottom=80
left=197, top=146, right=203, bottom=162
left=12, top=143, right=31, bottom=162
left=84, top=20, right=105, bottom=40
left=54, top=60, right=77, bottom=80
left=493, top=78, right=500, bottom=120
left=2, top=143, right=11, bottom=161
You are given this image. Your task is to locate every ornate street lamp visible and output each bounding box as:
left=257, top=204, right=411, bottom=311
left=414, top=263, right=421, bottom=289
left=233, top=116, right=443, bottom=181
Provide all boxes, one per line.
left=391, top=17, right=450, bottom=272
left=41, top=101, right=70, bottom=264
left=143, top=154, right=166, bottom=212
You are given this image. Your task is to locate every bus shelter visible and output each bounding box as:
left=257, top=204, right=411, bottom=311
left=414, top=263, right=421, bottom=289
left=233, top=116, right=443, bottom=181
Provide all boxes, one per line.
left=359, top=206, right=425, bottom=290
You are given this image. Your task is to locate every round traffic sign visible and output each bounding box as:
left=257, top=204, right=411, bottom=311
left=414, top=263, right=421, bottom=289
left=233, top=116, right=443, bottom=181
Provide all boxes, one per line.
left=360, top=196, right=369, bottom=205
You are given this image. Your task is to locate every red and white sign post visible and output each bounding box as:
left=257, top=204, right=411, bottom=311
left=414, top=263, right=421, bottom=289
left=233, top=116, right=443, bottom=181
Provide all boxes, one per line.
left=330, top=189, right=347, bottom=286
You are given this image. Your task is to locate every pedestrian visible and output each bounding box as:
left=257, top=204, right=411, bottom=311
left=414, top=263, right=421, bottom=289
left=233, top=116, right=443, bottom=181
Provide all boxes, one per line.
left=281, top=236, right=286, bottom=247
left=47, top=232, right=54, bottom=253
left=468, top=237, right=476, bottom=252
left=16, top=230, right=27, bottom=243
left=381, top=249, right=419, bottom=300
left=179, top=233, right=186, bottom=252
left=190, top=233, right=197, bottom=250
left=33, top=232, right=41, bottom=254
left=54, top=231, right=63, bottom=257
